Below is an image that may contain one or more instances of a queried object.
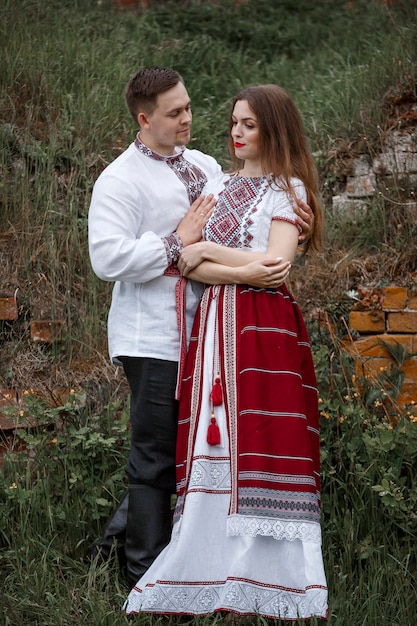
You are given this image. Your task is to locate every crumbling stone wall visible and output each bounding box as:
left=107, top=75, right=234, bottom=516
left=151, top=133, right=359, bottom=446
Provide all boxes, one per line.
left=345, top=286, right=417, bottom=409
left=334, top=101, right=417, bottom=411
left=332, top=117, right=417, bottom=216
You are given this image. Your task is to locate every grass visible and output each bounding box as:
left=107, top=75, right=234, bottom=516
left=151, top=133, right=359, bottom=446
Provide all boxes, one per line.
left=1, top=0, right=417, bottom=624
left=1, top=380, right=417, bottom=625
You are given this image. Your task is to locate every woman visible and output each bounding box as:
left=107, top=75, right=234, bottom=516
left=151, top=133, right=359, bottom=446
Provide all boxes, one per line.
left=124, top=84, right=328, bottom=621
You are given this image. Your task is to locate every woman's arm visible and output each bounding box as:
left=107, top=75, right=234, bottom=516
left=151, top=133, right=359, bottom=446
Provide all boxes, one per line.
left=184, top=220, right=299, bottom=287
left=178, top=241, right=265, bottom=276
left=178, top=220, right=299, bottom=276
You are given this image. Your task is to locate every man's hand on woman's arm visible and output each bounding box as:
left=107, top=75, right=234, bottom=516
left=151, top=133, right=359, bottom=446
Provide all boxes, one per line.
left=294, top=198, right=314, bottom=244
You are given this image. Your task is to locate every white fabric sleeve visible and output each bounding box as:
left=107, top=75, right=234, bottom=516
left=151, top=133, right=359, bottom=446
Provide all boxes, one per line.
left=88, top=173, right=170, bottom=283
left=272, top=178, right=306, bottom=231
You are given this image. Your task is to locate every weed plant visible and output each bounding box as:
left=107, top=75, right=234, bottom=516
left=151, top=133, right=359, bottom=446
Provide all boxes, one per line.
left=1, top=0, right=417, bottom=624
left=1, top=329, right=417, bottom=625
left=1, top=1, right=416, bottom=361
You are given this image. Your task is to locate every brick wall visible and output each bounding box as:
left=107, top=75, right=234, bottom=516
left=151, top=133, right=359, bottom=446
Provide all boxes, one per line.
left=344, top=286, right=417, bottom=409
left=0, top=293, right=67, bottom=433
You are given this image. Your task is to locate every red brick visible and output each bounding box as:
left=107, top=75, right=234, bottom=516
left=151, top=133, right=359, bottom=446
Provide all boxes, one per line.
left=0, top=297, right=18, bottom=321
left=408, top=290, right=417, bottom=310
left=349, top=310, right=385, bottom=333
left=382, top=286, right=408, bottom=310
left=402, top=357, right=417, bottom=382
left=354, top=357, right=392, bottom=381
left=30, top=320, right=65, bottom=342
left=342, top=334, right=415, bottom=357
left=397, top=381, right=417, bottom=407
left=387, top=311, right=417, bottom=333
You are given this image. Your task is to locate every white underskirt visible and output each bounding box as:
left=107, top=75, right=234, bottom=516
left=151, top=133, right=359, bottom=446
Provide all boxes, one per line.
left=123, top=299, right=328, bottom=620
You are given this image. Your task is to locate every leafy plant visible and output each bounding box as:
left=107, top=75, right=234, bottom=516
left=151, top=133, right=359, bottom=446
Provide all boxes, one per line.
left=1, top=0, right=417, bottom=624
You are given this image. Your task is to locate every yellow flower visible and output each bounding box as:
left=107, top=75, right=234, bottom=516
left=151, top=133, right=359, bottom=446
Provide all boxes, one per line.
left=9, top=483, right=17, bottom=489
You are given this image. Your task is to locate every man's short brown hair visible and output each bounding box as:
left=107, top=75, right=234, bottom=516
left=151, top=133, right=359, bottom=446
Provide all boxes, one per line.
left=125, top=66, right=184, bottom=123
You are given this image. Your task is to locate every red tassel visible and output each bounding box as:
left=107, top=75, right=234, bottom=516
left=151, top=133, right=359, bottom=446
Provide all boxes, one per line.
left=207, top=415, right=221, bottom=446
left=210, top=376, right=223, bottom=406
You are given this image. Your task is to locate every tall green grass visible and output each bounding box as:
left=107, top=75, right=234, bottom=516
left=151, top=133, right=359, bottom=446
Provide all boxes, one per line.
left=1, top=0, right=417, bottom=624
left=1, top=357, right=417, bottom=625
left=3, top=0, right=412, bottom=370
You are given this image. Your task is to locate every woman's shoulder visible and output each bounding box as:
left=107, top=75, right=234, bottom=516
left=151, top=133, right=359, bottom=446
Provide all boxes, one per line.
left=270, top=176, right=307, bottom=201
left=275, top=175, right=305, bottom=190
left=289, top=176, right=306, bottom=195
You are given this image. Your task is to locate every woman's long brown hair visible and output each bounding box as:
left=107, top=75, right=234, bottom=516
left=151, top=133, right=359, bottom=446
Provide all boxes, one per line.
left=227, top=84, right=323, bottom=252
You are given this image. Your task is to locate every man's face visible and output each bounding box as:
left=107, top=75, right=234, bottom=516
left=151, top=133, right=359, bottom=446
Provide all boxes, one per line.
left=140, top=82, right=192, bottom=156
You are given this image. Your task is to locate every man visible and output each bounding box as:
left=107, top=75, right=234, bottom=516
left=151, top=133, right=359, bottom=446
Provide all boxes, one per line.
left=88, top=66, right=313, bottom=588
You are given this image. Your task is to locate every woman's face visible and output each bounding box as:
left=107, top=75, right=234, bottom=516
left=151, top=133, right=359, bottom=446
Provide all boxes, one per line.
left=230, top=99, right=260, bottom=163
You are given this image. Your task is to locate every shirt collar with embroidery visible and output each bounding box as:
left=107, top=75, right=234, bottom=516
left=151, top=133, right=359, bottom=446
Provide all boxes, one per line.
left=134, top=133, right=185, bottom=162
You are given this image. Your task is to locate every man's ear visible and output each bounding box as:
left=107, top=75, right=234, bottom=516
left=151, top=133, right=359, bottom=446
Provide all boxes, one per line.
left=138, top=111, right=150, bottom=129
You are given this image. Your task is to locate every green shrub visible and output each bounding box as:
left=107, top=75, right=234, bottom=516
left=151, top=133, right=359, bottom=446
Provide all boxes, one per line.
left=1, top=0, right=417, bottom=623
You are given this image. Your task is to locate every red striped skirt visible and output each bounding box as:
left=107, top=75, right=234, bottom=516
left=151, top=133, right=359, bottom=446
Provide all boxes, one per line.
left=176, top=283, right=321, bottom=529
